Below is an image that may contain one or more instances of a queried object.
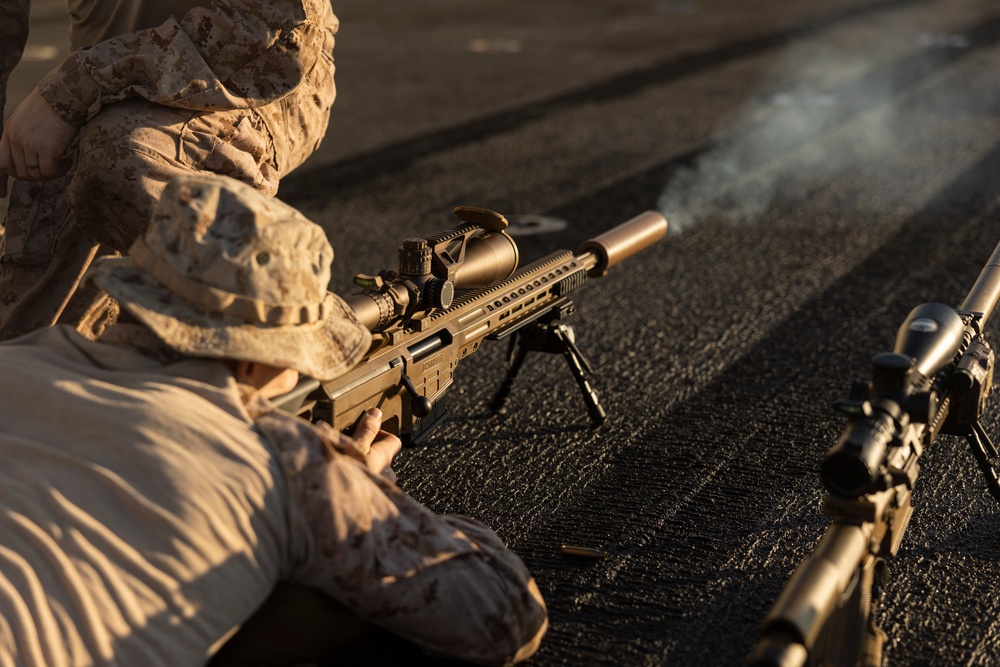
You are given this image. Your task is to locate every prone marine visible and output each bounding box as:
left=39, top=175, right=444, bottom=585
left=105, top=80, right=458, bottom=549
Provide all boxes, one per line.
left=0, top=174, right=548, bottom=665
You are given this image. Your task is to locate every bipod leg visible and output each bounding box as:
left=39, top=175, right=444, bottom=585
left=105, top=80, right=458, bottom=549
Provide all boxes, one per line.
left=965, top=422, right=1000, bottom=503
left=489, top=333, right=531, bottom=416
left=551, top=324, right=606, bottom=426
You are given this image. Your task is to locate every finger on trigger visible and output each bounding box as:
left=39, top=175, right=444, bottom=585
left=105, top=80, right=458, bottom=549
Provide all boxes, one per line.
left=353, top=408, right=382, bottom=448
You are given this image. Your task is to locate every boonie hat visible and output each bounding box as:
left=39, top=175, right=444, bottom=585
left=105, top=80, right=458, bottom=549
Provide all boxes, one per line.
left=89, top=174, right=371, bottom=381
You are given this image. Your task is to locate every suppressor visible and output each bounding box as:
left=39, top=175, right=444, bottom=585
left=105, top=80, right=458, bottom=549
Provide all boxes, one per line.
left=576, top=211, right=668, bottom=277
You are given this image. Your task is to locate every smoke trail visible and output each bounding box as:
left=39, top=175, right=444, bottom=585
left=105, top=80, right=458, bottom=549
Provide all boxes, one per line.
left=656, top=26, right=972, bottom=233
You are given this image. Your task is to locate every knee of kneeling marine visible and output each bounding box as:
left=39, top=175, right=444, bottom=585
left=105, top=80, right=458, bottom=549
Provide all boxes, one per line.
left=68, top=145, right=172, bottom=251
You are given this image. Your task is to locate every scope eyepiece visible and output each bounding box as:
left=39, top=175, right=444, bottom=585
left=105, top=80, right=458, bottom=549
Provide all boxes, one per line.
left=821, top=409, right=896, bottom=498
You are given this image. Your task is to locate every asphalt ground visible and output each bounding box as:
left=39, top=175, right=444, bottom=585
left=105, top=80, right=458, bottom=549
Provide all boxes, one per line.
left=5, top=1, right=1000, bottom=665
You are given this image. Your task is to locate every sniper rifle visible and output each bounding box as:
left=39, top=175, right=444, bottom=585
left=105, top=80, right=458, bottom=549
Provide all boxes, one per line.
left=748, top=238, right=1000, bottom=667
left=277, top=206, right=667, bottom=444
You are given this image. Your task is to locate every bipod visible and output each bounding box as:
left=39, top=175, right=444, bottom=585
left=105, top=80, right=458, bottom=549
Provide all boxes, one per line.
left=965, top=421, right=1000, bottom=503
left=489, top=303, right=606, bottom=426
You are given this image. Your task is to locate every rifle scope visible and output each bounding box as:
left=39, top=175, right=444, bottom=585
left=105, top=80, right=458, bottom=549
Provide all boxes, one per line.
left=821, top=303, right=965, bottom=497
left=346, top=212, right=519, bottom=331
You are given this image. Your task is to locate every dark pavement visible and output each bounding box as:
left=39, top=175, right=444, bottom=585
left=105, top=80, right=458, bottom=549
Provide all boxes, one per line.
left=5, top=1, right=1000, bottom=665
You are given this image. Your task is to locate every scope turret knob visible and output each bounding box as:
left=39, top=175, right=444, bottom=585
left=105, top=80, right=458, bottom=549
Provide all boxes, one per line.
left=399, top=238, right=432, bottom=276
left=425, top=278, right=455, bottom=310
left=871, top=353, right=913, bottom=392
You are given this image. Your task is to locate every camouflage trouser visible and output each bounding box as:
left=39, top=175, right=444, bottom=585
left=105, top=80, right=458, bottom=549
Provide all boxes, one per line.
left=0, top=94, right=309, bottom=340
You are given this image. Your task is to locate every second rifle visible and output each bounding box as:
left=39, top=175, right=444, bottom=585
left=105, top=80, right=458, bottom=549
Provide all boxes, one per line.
left=749, top=238, right=1000, bottom=667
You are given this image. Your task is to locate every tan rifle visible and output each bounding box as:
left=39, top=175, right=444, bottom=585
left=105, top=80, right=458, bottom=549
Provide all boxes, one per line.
left=276, top=206, right=667, bottom=444
left=749, top=239, right=1000, bottom=667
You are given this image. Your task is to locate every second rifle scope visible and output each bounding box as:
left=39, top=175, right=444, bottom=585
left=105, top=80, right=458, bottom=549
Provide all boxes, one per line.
left=821, top=303, right=965, bottom=498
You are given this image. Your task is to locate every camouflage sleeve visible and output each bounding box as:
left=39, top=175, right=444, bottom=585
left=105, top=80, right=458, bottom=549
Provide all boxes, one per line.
left=0, top=0, right=30, bottom=120
left=252, top=403, right=548, bottom=666
left=35, top=0, right=336, bottom=126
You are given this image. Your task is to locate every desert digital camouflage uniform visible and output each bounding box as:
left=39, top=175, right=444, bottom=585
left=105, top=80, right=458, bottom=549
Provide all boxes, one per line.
left=0, top=0, right=338, bottom=339
left=0, top=326, right=547, bottom=666
left=0, top=174, right=548, bottom=664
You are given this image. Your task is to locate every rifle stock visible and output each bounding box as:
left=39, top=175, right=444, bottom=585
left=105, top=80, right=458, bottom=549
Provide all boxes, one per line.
left=278, top=209, right=667, bottom=444
left=749, top=239, right=1000, bottom=667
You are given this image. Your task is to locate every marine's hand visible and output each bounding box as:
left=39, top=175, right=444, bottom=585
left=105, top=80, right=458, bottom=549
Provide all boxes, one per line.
left=351, top=408, right=402, bottom=483
left=0, top=87, right=76, bottom=195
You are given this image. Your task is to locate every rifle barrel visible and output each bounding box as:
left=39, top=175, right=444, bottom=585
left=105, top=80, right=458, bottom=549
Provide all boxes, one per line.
left=960, top=239, right=1000, bottom=328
